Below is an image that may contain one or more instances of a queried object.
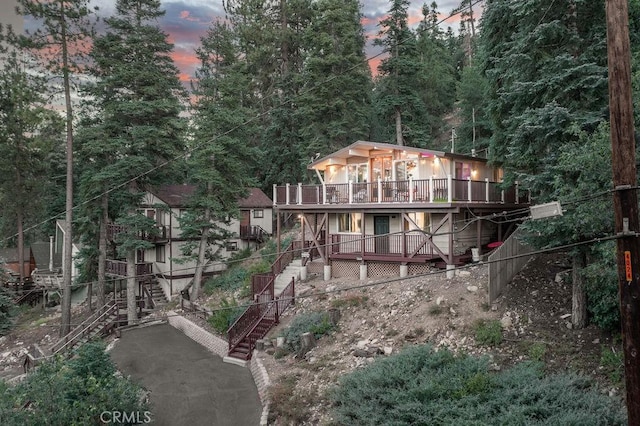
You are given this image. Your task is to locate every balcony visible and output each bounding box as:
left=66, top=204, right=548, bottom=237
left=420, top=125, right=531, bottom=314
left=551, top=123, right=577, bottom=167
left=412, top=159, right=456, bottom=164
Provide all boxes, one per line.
left=105, top=260, right=153, bottom=280
left=273, top=177, right=527, bottom=207
left=107, top=224, right=168, bottom=243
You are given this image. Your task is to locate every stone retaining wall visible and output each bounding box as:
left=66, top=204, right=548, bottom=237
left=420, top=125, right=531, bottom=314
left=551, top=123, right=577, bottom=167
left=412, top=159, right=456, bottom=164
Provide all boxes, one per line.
left=166, top=311, right=270, bottom=425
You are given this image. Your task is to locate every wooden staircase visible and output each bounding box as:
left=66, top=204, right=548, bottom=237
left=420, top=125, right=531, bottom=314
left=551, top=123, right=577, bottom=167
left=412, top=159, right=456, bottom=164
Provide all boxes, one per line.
left=226, top=242, right=298, bottom=361
left=50, top=299, right=126, bottom=356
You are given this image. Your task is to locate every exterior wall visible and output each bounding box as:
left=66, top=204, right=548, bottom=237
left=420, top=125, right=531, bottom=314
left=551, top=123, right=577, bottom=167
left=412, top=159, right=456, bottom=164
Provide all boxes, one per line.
left=325, top=211, right=498, bottom=258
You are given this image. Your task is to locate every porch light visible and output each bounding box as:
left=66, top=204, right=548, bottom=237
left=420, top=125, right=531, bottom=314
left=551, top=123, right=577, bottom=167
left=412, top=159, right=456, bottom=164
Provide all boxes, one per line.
left=471, top=169, right=477, bottom=177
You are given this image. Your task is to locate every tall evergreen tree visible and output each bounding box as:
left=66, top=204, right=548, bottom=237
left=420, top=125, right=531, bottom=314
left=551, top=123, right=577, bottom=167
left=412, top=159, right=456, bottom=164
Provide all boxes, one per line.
left=480, top=0, right=611, bottom=328
left=79, top=0, right=186, bottom=323
left=297, top=0, right=373, bottom=165
left=17, top=0, right=96, bottom=337
left=180, top=20, right=257, bottom=300
left=0, top=36, right=62, bottom=282
left=372, top=0, right=430, bottom=147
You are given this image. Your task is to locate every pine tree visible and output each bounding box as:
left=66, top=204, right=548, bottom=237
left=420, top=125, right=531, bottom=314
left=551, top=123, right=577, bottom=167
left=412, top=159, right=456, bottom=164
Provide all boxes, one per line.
left=297, top=0, right=373, bottom=163
left=181, top=20, right=257, bottom=300
left=17, top=0, right=96, bottom=337
left=372, top=0, right=430, bottom=147
left=0, top=35, right=62, bottom=284
left=79, top=0, right=187, bottom=323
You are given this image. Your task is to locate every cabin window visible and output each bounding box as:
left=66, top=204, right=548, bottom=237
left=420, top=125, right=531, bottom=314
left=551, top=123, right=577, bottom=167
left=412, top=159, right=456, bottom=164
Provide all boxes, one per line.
left=394, top=160, right=417, bottom=180
left=404, top=212, right=431, bottom=232
left=226, top=241, right=238, bottom=251
left=372, top=156, right=392, bottom=181
left=347, top=163, right=368, bottom=183
left=156, top=245, right=165, bottom=263
left=338, top=213, right=362, bottom=233
left=253, top=209, right=264, bottom=218
left=455, top=162, right=473, bottom=180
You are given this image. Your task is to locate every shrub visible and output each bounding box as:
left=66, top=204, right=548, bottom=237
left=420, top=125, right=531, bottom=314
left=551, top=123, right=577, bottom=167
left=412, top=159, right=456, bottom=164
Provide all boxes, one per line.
left=528, top=342, right=547, bottom=362
left=0, top=288, right=16, bottom=335
left=268, top=374, right=311, bottom=424
left=329, top=345, right=626, bottom=425
left=203, top=268, right=248, bottom=295
left=281, top=311, right=336, bottom=353
left=0, top=342, right=147, bottom=425
left=582, top=242, right=620, bottom=330
left=600, top=345, right=624, bottom=385
left=207, top=297, right=244, bottom=334
left=474, top=319, right=503, bottom=346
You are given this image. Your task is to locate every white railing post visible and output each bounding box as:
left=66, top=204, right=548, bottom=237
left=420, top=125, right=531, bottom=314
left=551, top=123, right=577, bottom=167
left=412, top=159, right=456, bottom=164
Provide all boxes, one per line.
left=323, top=184, right=327, bottom=204
left=447, top=174, right=453, bottom=203
left=285, top=183, right=290, bottom=205
left=429, top=176, right=434, bottom=202
left=467, top=177, right=472, bottom=202
left=297, top=183, right=302, bottom=205
left=485, top=178, right=490, bottom=202
left=515, top=181, right=520, bottom=204
left=348, top=181, right=353, bottom=204
left=272, top=184, right=277, bottom=206
left=409, top=177, right=414, bottom=202
left=377, top=178, right=383, bottom=203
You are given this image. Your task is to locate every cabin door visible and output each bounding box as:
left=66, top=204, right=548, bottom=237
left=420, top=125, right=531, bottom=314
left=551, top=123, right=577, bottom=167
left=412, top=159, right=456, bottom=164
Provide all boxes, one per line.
left=374, top=216, right=390, bottom=254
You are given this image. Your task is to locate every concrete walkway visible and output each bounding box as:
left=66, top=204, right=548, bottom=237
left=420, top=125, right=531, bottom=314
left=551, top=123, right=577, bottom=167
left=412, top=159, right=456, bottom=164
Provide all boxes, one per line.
left=109, top=323, right=262, bottom=426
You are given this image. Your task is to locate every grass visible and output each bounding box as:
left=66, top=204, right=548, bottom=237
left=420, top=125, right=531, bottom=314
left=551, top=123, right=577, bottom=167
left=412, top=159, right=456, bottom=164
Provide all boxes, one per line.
left=330, top=294, right=368, bottom=309
left=474, top=319, right=503, bottom=346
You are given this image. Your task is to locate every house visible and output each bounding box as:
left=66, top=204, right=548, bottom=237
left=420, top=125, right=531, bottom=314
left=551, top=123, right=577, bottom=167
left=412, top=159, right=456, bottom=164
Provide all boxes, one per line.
left=106, top=185, right=273, bottom=300
left=272, top=140, right=529, bottom=280
left=0, top=247, right=36, bottom=282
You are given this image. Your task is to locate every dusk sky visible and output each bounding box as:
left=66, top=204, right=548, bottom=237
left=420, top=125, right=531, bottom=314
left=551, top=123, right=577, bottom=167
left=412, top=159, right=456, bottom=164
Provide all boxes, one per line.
left=97, top=0, right=475, bottom=83
left=5, top=0, right=477, bottom=82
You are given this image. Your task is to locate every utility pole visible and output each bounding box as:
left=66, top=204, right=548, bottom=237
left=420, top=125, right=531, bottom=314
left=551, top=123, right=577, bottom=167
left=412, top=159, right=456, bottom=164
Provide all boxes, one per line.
left=606, top=0, right=640, bottom=423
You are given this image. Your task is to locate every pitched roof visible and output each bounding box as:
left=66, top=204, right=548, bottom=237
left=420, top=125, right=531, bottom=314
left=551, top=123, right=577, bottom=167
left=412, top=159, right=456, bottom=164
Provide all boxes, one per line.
left=238, top=188, right=273, bottom=208
left=0, top=247, right=32, bottom=263
left=152, top=184, right=197, bottom=208
left=151, top=185, right=272, bottom=209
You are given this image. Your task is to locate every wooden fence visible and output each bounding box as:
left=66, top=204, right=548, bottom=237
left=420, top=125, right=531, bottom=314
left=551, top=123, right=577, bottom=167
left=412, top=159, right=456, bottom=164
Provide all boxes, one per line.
left=488, top=229, right=534, bottom=304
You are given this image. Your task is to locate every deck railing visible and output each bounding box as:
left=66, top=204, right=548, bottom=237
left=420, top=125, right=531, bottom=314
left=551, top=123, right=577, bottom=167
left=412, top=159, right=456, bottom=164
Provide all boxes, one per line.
left=274, top=177, right=527, bottom=206
left=329, top=233, right=437, bottom=257
left=105, top=260, right=153, bottom=279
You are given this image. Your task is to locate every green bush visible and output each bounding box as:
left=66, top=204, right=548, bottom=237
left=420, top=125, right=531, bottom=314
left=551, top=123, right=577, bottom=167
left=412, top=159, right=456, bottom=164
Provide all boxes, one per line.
left=0, top=288, right=16, bottom=336
left=261, top=236, right=293, bottom=264
left=207, top=297, right=245, bottom=334
left=329, top=344, right=626, bottom=425
left=474, top=319, right=503, bottom=346
left=583, top=242, right=621, bottom=330
left=0, top=342, right=147, bottom=425
left=281, top=311, right=336, bottom=353
left=203, top=268, right=248, bottom=295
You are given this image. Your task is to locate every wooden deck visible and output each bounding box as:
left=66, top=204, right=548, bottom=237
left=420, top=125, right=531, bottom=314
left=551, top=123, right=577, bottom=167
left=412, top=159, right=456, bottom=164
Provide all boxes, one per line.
left=274, top=177, right=528, bottom=207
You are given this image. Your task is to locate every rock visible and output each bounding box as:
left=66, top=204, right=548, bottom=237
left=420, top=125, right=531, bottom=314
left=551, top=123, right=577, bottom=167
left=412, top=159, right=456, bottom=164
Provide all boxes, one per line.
left=449, top=307, right=457, bottom=316
left=383, top=346, right=393, bottom=355
left=436, top=296, right=445, bottom=306
left=353, top=348, right=370, bottom=357
left=565, top=322, right=573, bottom=330
left=457, top=270, right=471, bottom=277
left=500, top=316, right=513, bottom=329
left=560, top=313, right=571, bottom=320
left=356, top=339, right=369, bottom=349
left=592, top=338, right=600, bottom=344
left=466, top=285, right=478, bottom=293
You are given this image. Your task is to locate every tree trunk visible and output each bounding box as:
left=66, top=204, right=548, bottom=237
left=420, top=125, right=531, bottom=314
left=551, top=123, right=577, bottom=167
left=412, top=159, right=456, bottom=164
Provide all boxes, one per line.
left=191, top=182, right=212, bottom=301
left=572, top=251, right=587, bottom=329
left=97, top=193, right=108, bottom=308
left=126, top=250, right=137, bottom=325
left=59, top=3, right=74, bottom=338
left=16, top=169, right=25, bottom=284
left=395, top=107, right=403, bottom=146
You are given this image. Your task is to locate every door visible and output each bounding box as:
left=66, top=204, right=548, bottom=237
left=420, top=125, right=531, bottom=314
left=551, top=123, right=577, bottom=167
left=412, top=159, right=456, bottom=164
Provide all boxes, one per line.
left=374, top=216, right=389, bottom=254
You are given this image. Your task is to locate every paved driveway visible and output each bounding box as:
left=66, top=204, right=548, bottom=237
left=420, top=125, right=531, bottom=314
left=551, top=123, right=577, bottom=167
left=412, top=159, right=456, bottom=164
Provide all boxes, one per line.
left=109, top=323, right=261, bottom=426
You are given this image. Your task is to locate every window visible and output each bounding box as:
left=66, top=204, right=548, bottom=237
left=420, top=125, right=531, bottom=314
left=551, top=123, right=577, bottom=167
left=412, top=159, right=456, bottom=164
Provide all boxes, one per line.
left=253, top=209, right=264, bottom=218
left=404, top=213, right=431, bottom=232
left=226, top=241, right=238, bottom=251
left=156, top=245, right=166, bottom=263
left=347, top=163, right=368, bottom=183
left=338, top=213, right=362, bottom=233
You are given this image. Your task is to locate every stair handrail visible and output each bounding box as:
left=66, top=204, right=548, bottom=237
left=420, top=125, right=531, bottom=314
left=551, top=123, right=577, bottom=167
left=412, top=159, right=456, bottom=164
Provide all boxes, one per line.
left=50, top=300, right=118, bottom=355
left=141, top=282, right=156, bottom=309
left=271, top=241, right=295, bottom=277
left=227, top=279, right=274, bottom=352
